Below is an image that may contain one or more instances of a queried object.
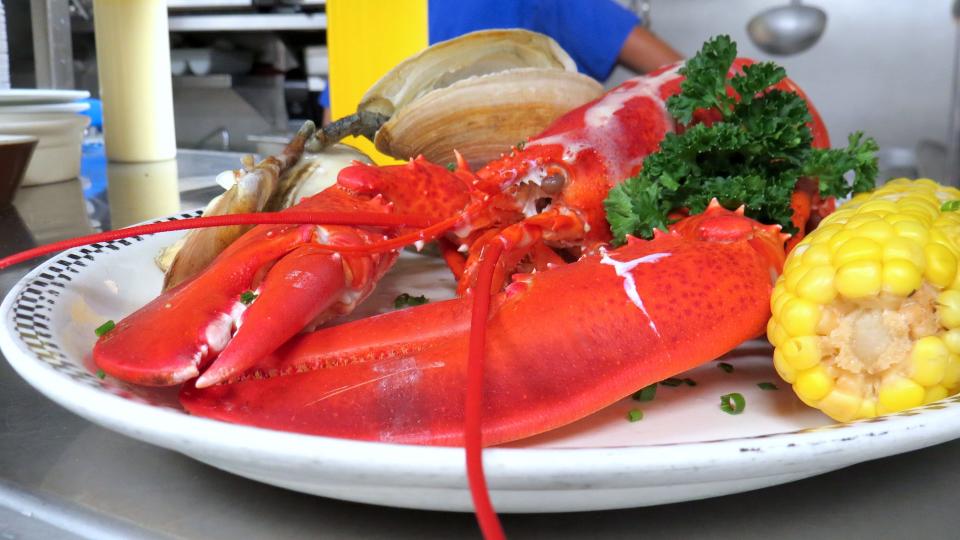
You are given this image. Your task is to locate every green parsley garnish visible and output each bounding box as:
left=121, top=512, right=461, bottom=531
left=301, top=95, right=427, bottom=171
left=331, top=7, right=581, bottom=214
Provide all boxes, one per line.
left=394, top=293, right=429, bottom=309
left=942, top=200, right=960, bottom=212
left=445, top=162, right=456, bottom=172
left=660, top=377, right=684, bottom=387
left=683, top=378, right=697, bottom=387
left=717, top=362, right=734, bottom=373
left=720, top=392, right=746, bottom=414
left=240, top=290, right=258, bottom=305
left=603, top=35, right=878, bottom=243
left=757, top=382, right=779, bottom=390
left=96, top=369, right=106, bottom=379
left=516, top=140, right=526, bottom=151
left=627, top=409, right=644, bottom=422
left=94, top=320, right=115, bottom=337
left=632, top=384, right=657, bottom=402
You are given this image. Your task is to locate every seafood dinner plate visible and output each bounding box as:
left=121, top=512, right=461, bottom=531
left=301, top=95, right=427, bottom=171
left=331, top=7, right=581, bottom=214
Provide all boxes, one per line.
left=3, top=214, right=960, bottom=513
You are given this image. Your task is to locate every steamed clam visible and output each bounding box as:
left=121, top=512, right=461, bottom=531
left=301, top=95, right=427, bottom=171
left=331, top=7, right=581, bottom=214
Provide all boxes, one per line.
left=312, top=29, right=604, bottom=169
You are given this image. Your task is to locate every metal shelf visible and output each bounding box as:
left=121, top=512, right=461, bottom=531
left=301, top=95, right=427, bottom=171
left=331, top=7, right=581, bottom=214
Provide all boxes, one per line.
left=167, top=12, right=326, bottom=32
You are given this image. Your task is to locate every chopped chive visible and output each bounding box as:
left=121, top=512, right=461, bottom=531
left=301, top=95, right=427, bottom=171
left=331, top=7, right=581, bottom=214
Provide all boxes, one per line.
left=94, top=320, right=115, bottom=337
left=516, top=140, right=526, bottom=151
left=96, top=369, right=106, bottom=379
left=445, top=162, right=456, bottom=172
left=942, top=200, right=960, bottom=212
left=627, top=409, right=644, bottom=422
left=683, top=378, right=697, bottom=387
left=717, top=362, right=734, bottom=373
left=632, top=384, right=657, bottom=402
left=394, top=293, right=429, bottom=309
left=660, top=377, right=683, bottom=387
left=757, top=382, right=779, bottom=391
left=720, top=392, right=746, bottom=415
left=240, top=290, right=258, bottom=305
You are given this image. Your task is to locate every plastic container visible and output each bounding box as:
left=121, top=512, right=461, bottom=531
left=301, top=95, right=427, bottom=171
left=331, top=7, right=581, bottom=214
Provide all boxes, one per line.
left=0, top=114, right=90, bottom=185
left=93, top=0, right=176, bottom=162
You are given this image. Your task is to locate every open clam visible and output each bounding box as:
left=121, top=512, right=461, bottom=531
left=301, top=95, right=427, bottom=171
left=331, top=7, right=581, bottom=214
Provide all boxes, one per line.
left=317, top=29, right=604, bottom=169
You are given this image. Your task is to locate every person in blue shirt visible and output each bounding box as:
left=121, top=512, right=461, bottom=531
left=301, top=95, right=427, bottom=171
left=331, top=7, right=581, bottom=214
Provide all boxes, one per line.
left=320, top=0, right=681, bottom=124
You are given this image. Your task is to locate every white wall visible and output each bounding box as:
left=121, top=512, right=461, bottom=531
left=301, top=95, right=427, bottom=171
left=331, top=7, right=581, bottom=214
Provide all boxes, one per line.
left=610, top=0, right=955, bottom=153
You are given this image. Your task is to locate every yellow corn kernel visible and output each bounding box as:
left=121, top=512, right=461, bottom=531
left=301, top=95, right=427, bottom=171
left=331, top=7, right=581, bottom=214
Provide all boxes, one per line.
left=773, top=347, right=797, bottom=384
left=856, top=399, right=877, bottom=420
left=795, top=265, right=837, bottom=304
left=767, top=319, right=790, bottom=348
left=795, top=366, right=833, bottom=403
left=802, top=243, right=833, bottom=267
left=827, top=230, right=857, bottom=253
left=923, top=385, right=948, bottom=405
left=818, top=390, right=862, bottom=422
left=942, top=355, right=960, bottom=389
left=844, top=213, right=880, bottom=230
left=851, top=219, right=895, bottom=243
left=832, top=237, right=882, bottom=267
left=924, top=243, right=958, bottom=288
left=808, top=223, right=842, bottom=244
left=771, top=290, right=793, bottom=320
left=881, top=258, right=923, bottom=296
left=909, top=336, right=949, bottom=386
left=780, top=298, right=821, bottom=336
left=835, top=260, right=882, bottom=298
left=943, top=329, right=960, bottom=354
left=892, top=218, right=930, bottom=245
left=882, top=237, right=926, bottom=270
left=784, top=264, right=811, bottom=292
left=937, top=290, right=960, bottom=329
left=781, top=336, right=821, bottom=370
left=878, top=376, right=925, bottom=413
left=855, top=200, right=898, bottom=215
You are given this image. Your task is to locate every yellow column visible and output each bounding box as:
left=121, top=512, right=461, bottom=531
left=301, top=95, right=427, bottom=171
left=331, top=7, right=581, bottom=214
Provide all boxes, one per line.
left=326, top=0, right=429, bottom=164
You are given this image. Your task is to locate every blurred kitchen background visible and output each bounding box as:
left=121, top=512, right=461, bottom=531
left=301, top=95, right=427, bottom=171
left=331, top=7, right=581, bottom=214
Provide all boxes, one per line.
left=2, top=0, right=956, bottom=175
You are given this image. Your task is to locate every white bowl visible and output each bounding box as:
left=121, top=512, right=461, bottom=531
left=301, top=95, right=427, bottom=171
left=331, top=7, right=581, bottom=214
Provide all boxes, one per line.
left=0, top=113, right=89, bottom=185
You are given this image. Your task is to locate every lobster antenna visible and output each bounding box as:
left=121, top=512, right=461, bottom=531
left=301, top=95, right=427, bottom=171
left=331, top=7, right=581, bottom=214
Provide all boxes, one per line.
left=0, top=211, right=437, bottom=270
left=464, top=239, right=507, bottom=540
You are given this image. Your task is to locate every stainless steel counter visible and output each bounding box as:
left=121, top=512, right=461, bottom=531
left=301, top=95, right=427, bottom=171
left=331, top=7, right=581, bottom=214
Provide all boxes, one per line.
left=2, top=160, right=959, bottom=539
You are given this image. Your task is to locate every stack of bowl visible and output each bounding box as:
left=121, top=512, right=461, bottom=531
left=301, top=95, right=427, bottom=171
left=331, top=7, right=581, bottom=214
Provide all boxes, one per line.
left=0, top=89, right=91, bottom=185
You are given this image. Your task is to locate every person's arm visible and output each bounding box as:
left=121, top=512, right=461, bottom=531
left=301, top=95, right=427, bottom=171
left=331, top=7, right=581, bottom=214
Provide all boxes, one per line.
left=618, top=26, right=683, bottom=73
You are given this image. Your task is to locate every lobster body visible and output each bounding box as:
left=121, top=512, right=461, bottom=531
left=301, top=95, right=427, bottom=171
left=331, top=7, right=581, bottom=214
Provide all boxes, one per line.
left=180, top=203, right=785, bottom=445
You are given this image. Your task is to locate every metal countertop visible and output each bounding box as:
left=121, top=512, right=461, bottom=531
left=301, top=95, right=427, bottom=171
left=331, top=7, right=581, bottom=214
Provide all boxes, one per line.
left=1, top=161, right=959, bottom=539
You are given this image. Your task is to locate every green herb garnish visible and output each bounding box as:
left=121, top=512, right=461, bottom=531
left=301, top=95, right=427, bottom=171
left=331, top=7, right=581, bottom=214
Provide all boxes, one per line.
left=394, top=293, right=429, bottom=309
left=96, top=369, right=106, bottom=379
left=516, top=140, right=526, bottom=151
left=240, top=290, right=258, bottom=305
left=942, top=200, right=960, bottom=212
left=757, top=382, right=778, bottom=390
left=660, top=377, right=684, bottom=387
left=603, top=35, right=878, bottom=243
left=445, top=162, right=456, bottom=172
left=627, top=409, right=645, bottom=422
left=720, top=392, right=746, bottom=414
left=94, top=320, right=115, bottom=337
left=632, top=384, right=657, bottom=402
left=717, top=362, right=734, bottom=373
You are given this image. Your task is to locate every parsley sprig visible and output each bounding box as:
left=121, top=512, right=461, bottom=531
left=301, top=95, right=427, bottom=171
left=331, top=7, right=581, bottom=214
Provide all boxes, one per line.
left=604, top=35, right=878, bottom=243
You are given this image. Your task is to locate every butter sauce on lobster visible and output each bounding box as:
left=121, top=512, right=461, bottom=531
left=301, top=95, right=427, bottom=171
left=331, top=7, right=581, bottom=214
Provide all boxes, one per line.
left=0, top=35, right=879, bottom=539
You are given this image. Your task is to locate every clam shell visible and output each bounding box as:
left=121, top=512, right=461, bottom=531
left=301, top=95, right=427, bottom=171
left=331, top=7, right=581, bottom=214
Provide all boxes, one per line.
left=360, top=29, right=579, bottom=117
left=373, top=68, right=603, bottom=169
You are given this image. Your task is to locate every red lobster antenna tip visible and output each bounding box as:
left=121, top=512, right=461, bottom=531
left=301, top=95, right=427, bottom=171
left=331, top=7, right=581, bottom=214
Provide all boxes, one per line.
left=0, top=211, right=439, bottom=271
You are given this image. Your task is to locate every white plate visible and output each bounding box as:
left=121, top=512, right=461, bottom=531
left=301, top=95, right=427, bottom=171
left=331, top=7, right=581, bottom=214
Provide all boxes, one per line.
left=3, top=215, right=960, bottom=513
left=0, top=102, right=90, bottom=114
left=0, top=89, right=90, bottom=105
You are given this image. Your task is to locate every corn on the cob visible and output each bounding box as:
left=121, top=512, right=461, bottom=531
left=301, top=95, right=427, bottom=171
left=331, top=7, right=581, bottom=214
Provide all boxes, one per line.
left=768, top=178, right=960, bottom=421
